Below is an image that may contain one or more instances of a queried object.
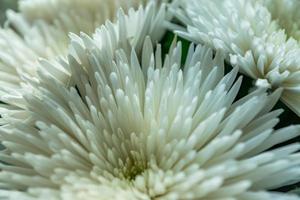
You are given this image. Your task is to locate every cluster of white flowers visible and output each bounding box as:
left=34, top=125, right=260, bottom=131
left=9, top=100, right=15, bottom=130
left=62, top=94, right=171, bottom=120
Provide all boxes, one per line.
left=0, top=0, right=299, bottom=199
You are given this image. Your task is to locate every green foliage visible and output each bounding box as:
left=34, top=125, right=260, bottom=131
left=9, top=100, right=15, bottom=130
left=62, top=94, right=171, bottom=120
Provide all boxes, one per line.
left=0, top=0, right=18, bottom=24
left=161, top=31, right=190, bottom=66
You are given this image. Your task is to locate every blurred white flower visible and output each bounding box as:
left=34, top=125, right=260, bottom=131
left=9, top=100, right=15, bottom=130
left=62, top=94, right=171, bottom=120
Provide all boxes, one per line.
left=0, top=29, right=300, bottom=199
left=172, top=0, right=300, bottom=116
left=0, top=0, right=148, bottom=91
left=9, top=0, right=150, bottom=37
left=0, top=1, right=168, bottom=125
left=1, top=179, right=149, bottom=200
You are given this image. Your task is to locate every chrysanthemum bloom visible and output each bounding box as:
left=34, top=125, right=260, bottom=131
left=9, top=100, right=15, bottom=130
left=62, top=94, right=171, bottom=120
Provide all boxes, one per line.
left=0, top=26, right=300, bottom=199
left=9, top=0, right=150, bottom=39
left=171, top=0, right=300, bottom=116
left=0, top=1, right=168, bottom=125
left=0, top=0, right=148, bottom=90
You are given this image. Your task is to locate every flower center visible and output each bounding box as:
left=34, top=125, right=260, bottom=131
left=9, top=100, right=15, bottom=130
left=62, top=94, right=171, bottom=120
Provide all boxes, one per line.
left=104, top=148, right=148, bottom=182
left=123, top=165, right=146, bottom=181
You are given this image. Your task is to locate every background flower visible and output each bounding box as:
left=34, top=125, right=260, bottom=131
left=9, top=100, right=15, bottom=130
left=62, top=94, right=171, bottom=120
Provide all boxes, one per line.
left=172, top=0, right=300, bottom=116
left=0, top=0, right=146, bottom=89
left=0, top=1, right=168, bottom=126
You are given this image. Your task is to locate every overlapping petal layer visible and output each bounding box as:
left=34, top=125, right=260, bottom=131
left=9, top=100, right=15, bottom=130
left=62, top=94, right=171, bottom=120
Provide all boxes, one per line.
left=172, top=0, right=300, bottom=116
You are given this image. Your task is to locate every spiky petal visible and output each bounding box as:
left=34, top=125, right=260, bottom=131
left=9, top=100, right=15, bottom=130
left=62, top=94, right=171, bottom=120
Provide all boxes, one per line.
left=0, top=31, right=299, bottom=199
left=171, top=0, right=300, bottom=116
left=0, top=1, right=168, bottom=125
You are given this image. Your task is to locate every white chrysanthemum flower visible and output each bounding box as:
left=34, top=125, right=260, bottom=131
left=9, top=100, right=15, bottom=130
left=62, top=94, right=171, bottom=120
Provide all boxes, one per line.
left=0, top=1, right=168, bottom=125
left=172, top=0, right=300, bottom=116
left=0, top=0, right=148, bottom=91
left=8, top=0, right=149, bottom=39
left=0, top=29, right=300, bottom=199
left=0, top=0, right=153, bottom=103
left=1, top=179, right=148, bottom=200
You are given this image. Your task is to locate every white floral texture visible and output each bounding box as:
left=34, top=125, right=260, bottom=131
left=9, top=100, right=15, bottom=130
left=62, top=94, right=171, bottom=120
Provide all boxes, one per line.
left=0, top=29, right=300, bottom=199
left=0, top=1, right=168, bottom=125
left=11, top=0, right=149, bottom=37
left=172, top=0, right=300, bottom=116
left=0, top=0, right=147, bottom=91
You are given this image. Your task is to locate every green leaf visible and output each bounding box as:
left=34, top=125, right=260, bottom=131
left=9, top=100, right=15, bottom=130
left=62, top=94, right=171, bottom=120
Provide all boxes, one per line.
left=0, top=0, right=18, bottom=25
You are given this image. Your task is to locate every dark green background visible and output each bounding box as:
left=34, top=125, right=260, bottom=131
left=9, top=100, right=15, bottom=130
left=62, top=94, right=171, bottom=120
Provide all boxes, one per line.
left=0, top=0, right=18, bottom=24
